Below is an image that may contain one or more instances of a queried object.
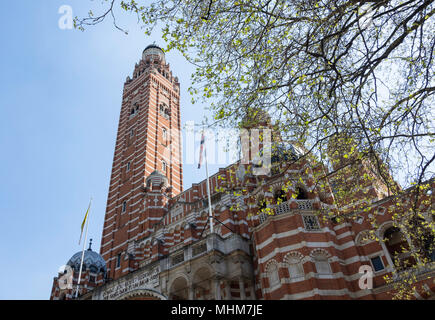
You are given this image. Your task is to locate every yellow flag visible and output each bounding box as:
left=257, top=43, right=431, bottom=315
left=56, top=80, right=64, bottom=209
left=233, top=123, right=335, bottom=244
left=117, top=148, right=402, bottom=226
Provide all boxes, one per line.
left=79, top=200, right=91, bottom=245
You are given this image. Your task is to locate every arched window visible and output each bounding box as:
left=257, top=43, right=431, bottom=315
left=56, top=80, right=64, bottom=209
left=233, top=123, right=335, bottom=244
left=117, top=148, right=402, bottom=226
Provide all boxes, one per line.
left=122, top=201, right=127, bottom=213
left=383, top=227, right=414, bottom=270
left=288, top=262, right=304, bottom=278
left=295, top=187, right=308, bottom=200
left=312, top=250, right=331, bottom=274
left=130, top=103, right=139, bottom=117
left=285, top=253, right=304, bottom=279
left=162, top=128, right=167, bottom=142
left=116, top=253, right=121, bottom=268
left=162, top=161, right=167, bottom=173
left=159, top=103, right=170, bottom=119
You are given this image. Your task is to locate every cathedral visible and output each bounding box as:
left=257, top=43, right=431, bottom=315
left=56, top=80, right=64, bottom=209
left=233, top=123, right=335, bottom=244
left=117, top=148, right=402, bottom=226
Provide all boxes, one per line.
left=50, top=45, right=435, bottom=300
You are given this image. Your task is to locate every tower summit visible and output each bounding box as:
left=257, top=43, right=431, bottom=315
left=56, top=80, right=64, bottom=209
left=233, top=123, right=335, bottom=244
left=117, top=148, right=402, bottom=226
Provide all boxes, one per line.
left=142, top=44, right=166, bottom=63
left=100, top=44, right=183, bottom=280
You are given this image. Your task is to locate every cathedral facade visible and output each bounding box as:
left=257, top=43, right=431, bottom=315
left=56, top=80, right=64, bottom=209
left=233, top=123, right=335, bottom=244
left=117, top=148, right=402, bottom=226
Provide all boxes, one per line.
left=50, top=45, right=435, bottom=300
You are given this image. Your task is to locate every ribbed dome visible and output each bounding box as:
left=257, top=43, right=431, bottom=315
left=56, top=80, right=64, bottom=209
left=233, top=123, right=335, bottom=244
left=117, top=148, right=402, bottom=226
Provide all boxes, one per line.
left=67, top=248, right=107, bottom=274
left=142, top=44, right=165, bottom=63
left=143, top=44, right=163, bottom=52
left=271, top=143, right=301, bottom=163
left=146, top=170, right=168, bottom=188
left=252, top=142, right=303, bottom=167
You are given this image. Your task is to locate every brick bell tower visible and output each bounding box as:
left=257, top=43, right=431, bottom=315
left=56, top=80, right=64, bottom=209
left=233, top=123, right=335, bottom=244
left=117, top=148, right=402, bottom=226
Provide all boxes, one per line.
left=100, top=44, right=183, bottom=280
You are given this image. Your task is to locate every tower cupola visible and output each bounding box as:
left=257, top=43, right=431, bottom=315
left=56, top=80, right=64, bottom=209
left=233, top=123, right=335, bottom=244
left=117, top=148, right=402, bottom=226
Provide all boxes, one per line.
left=142, top=44, right=166, bottom=63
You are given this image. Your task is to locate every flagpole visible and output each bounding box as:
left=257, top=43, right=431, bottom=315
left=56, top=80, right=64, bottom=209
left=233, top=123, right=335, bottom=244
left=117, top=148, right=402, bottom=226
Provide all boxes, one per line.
left=204, top=134, right=214, bottom=234
left=75, top=199, right=92, bottom=299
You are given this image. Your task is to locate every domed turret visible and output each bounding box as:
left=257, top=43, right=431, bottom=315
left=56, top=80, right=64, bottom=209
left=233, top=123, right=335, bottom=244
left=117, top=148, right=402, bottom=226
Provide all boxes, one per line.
left=67, top=242, right=107, bottom=275
left=142, top=44, right=165, bottom=63
left=146, top=170, right=168, bottom=189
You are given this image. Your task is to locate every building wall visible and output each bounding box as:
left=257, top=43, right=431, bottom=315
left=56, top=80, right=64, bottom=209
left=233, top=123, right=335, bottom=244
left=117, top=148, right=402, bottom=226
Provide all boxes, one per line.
left=60, top=162, right=434, bottom=300
left=51, top=47, right=435, bottom=300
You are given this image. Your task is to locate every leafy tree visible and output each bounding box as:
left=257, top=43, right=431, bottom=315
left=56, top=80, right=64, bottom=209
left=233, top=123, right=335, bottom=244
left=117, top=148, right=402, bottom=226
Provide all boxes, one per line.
left=76, top=0, right=435, bottom=299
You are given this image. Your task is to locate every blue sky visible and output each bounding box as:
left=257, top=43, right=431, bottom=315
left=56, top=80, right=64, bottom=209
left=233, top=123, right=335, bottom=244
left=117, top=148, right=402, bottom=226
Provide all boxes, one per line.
left=0, top=1, right=230, bottom=299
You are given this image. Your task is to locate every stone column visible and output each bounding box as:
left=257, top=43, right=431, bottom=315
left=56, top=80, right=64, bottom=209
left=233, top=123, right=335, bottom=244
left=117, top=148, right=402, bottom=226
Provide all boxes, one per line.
left=249, top=282, right=256, bottom=299
left=239, top=280, right=246, bottom=300
left=214, top=279, right=221, bottom=300
left=225, top=281, right=231, bottom=300
left=188, top=285, right=195, bottom=300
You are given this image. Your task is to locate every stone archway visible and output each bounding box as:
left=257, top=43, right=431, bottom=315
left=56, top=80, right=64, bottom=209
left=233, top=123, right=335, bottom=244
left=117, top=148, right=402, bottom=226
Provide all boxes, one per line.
left=383, top=226, right=415, bottom=270
left=117, top=289, right=167, bottom=300
left=192, top=267, right=213, bottom=300
left=169, top=276, right=189, bottom=300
